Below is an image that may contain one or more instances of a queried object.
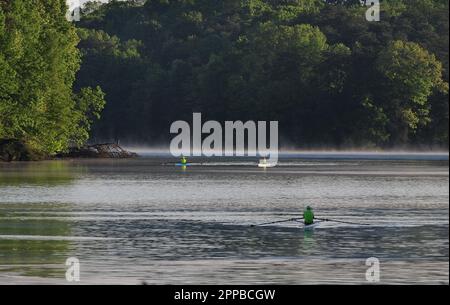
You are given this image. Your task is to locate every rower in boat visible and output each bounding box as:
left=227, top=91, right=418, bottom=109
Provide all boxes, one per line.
left=181, top=155, right=187, bottom=165
left=303, top=206, right=315, bottom=225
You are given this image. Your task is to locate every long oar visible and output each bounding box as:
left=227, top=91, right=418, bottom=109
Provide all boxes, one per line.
left=251, top=218, right=301, bottom=227
left=315, top=217, right=371, bottom=226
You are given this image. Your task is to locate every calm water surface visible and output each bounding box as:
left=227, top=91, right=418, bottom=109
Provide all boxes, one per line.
left=0, top=154, right=448, bottom=284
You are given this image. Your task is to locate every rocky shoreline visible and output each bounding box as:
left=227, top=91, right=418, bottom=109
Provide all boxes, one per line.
left=0, top=139, right=138, bottom=162
left=56, top=143, right=138, bottom=159
left=0, top=139, right=44, bottom=162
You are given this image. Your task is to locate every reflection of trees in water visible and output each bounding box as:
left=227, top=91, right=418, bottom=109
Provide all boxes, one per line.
left=0, top=161, right=85, bottom=186
left=0, top=217, right=73, bottom=279
left=0, top=162, right=78, bottom=279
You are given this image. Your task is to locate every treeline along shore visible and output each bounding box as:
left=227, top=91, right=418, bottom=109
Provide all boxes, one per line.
left=1, top=0, right=449, bottom=161
left=0, top=139, right=137, bottom=162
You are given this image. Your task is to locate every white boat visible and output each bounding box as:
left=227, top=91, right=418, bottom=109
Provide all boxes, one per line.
left=258, top=158, right=276, bottom=168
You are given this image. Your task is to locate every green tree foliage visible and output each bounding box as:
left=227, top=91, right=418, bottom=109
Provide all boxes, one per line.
left=376, top=40, right=448, bottom=143
left=0, top=0, right=106, bottom=155
left=74, top=0, right=448, bottom=148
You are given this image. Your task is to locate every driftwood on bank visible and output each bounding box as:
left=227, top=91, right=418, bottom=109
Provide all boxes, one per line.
left=1, top=140, right=138, bottom=162
left=57, top=143, right=138, bottom=159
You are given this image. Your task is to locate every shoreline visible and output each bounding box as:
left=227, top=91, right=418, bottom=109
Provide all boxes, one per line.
left=0, top=141, right=138, bottom=162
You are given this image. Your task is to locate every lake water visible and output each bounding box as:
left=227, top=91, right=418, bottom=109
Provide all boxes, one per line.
left=0, top=153, right=448, bottom=284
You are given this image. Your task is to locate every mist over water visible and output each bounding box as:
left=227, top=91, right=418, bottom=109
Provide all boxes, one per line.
left=0, top=153, right=448, bottom=284
left=125, top=146, right=449, bottom=160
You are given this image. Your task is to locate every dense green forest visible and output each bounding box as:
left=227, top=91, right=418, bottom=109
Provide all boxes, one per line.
left=1, top=0, right=449, bottom=157
left=75, top=0, right=449, bottom=149
left=0, top=0, right=105, bottom=157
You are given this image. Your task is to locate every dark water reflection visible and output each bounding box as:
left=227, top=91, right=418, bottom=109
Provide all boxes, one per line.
left=0, top=161, right=82, bottom=186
